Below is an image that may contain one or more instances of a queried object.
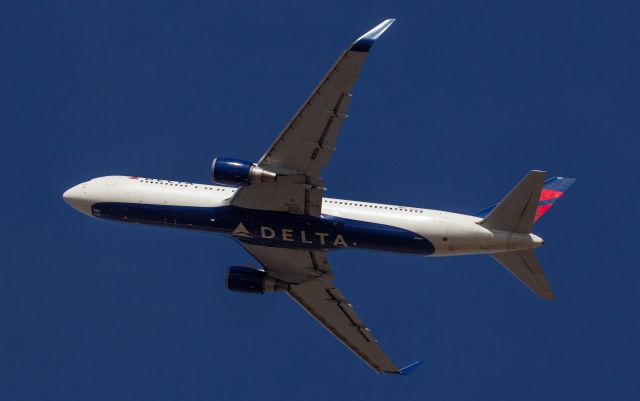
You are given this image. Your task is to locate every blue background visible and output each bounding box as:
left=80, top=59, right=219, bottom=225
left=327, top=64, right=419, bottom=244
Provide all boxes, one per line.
left=1, top=1, right=638, bottom=400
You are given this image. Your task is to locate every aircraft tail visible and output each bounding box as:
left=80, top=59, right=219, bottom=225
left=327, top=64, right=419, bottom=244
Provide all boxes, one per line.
left=476, top=172, right=576, bottom=232
left=480, top=170, right=546, bottom=234
left=477, top=171, right=575, bottom=300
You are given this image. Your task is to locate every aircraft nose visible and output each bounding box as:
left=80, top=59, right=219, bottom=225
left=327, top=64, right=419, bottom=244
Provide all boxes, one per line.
left=63, top=182, right=94, bottom=216
left=62, top=186, right=76, bottom=204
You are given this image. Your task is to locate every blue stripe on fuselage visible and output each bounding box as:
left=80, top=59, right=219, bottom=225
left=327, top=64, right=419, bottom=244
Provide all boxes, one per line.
left=91, top=202, right=434, bottom=255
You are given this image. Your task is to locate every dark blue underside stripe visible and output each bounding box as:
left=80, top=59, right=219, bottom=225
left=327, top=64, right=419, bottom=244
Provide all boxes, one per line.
left=91, top=202, right=435, bottom=255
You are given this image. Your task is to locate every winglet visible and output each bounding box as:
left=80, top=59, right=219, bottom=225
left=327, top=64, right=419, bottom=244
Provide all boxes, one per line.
left=398, top=360, right=424, bottom=376
left=384, top=360, right=425, bottom=376
left=351, top=19, right=395, bottom=52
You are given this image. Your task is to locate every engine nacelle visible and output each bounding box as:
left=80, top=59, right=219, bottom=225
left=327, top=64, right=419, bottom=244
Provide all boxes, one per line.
left=211, top=157, right=276, bottom=186
left=225, top=266, right=287, bottom=294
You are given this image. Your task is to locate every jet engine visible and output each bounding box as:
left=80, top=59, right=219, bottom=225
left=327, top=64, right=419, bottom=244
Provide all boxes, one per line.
left=225, top=266, right=287, bottom=294
left=211, top=157, right=276, bottom=186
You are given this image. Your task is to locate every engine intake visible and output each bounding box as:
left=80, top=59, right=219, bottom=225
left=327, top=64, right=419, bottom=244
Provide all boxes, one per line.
left=225, top=266, right=287, bottom=294
left=211, top=157, right=276, bottom=186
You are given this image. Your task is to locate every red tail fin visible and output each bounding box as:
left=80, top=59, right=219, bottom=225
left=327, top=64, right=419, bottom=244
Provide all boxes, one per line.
left=476, top=176, right=575, bottom=223
left=534, top=177, right=576, bottom=222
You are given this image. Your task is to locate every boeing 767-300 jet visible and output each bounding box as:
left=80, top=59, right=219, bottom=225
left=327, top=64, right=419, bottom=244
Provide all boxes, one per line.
left=63, top=19, right=574, bottom=374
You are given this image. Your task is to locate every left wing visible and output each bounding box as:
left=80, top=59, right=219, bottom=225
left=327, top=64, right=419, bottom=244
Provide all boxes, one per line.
left=289, top=278, right=399, bottom=373
left=230, top=20, right=395, bottom=217
left=241, top=243, right=415, bottom=374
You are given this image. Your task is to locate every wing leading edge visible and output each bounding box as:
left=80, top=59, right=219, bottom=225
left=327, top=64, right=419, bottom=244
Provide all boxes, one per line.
left=230, top=20, right=395, bottom=217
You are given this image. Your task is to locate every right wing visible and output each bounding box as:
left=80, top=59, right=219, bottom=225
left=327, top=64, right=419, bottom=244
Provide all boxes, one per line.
left=241, top=243, right=416, bottom=374
left=229, top=20, right=395, bottom=217
left=256, top=19, right=396, bottom=178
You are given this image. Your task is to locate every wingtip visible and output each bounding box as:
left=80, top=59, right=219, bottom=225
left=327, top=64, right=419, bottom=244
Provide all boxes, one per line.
left=398, top=360, right=424, bottom=376
left=350, top=19, right=395, bottom=52
left=383, top=360, right=424, bottom=376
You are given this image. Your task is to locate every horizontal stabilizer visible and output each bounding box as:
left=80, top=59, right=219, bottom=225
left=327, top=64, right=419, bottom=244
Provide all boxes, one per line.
left=481, top=171, right=546, bottom=234
left=491, top=250, right=554, bottom=300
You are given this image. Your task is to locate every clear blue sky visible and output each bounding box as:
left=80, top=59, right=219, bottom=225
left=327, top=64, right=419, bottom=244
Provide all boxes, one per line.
left=1, top=1, right=638, bottom=400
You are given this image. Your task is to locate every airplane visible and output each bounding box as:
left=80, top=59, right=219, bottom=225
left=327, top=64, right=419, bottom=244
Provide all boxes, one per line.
left=63, top=19, right=575, bottom=375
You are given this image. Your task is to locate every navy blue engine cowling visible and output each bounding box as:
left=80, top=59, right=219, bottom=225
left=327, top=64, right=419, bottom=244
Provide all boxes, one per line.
left=225, top=266, right=287, bottom=293
left=225, top=266, right=267, bottom=294
left=211, top=157, right=277, bottom=186
left=211, top=158, right=253, bottom=186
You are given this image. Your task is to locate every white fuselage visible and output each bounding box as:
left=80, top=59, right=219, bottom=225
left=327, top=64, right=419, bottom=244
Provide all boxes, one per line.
left=63, top=176, right=543, bottom=256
